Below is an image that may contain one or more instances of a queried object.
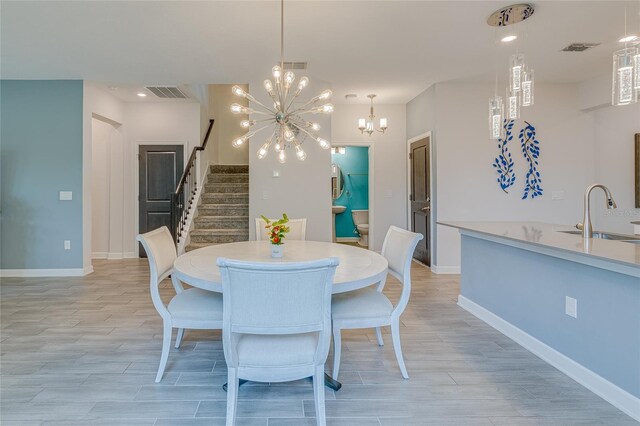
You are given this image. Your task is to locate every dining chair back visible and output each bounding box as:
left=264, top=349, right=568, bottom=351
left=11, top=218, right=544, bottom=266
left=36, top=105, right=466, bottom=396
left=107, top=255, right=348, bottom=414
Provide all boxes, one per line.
left=330, top=225, right=423, bottom=380
left=217, top=257, right=339, bottom=426
left=381, top=225, right=424, bottom=317
left=137, top=226, right=223, bottom=383
left=255, top=218, right=307, bottom=241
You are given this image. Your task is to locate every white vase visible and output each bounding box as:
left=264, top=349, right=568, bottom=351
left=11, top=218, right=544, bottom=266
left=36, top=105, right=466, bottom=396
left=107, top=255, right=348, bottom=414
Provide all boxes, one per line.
left=271, top=244, right=283, bottom=258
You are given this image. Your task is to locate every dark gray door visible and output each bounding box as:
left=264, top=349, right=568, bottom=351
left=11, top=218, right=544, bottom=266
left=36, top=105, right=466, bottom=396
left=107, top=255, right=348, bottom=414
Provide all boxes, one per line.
left=410, top=137, right=431, bottom=265
left=139, top=145, right=183, bottom=257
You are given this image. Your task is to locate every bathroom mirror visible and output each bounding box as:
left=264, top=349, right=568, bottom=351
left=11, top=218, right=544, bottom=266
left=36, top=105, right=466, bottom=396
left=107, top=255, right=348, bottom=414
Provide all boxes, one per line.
left=331, top=163, right=344, bottom=199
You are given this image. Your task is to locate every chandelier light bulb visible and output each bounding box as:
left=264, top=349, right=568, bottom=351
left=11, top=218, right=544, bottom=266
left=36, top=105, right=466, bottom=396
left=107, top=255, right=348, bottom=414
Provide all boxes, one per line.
left=274, top=141, right=283, bottom=152
left=257, top=142, right=270, bottom=159
left=240, top=120, right=255, bottom=128
left=311, top=122, right=321, bottom=131
left=272, top=65, right=282, bottom=82
left=317, top=138, right=330, bottom=149
left=232, top=85, right=246, bottom=97
left=264, top=79, right=274, bottom=94
left=278, top=149, right=287, bottom=164
left=232, top=137, right=245, bottom=148
left=284, top=71, right=295, bottom=89
left=298, top=77, right=309, bottom=91
left=312, top=103, right=334, bottom=114
left=295, top=145, right=307, bottom=161
left=230, top=103, right=250, bottom=114
left=319, top=89, right=332, bottom=100
left=619, top=35, right=639, bottom=43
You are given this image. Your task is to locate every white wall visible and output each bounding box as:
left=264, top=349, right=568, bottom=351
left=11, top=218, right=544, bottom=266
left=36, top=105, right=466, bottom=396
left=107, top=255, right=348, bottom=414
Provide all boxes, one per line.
left=209, top=84, right=249, bottom=165
left=408, top=82, right=598, bottom=269
left=83, top=83, right=126, bottom=268
left=91, top=118, right=112, bottom=256
left=332, top=103, right=407, bottom=251
left=248, top=79, right=332, bottom=242
left=591, top=102, right=640, bottom=233
left=125, top=102, right=201, bottom=255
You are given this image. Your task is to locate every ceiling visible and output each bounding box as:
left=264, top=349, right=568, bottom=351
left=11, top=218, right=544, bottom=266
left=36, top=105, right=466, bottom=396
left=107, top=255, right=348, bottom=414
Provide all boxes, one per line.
left=1, top=1, right=639, bottom=104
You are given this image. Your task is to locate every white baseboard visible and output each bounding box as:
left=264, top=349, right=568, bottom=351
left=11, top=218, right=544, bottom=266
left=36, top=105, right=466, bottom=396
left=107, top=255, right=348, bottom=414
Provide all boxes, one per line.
left=1, top=268, right=92, bottom=278
left=458, top=295, right=640, bottom=422
left=123, top=252, right=138, bottom=259
left=107, top=252, right=123, bottom=260
left=336, top=237, right=360, bottom=243
left=431, top=264, right=461, bottom=274
left=92, top=252, right=108, bottom=259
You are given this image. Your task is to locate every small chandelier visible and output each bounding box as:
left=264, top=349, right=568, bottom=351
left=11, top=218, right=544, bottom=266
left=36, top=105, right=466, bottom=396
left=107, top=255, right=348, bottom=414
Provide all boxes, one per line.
left=612, top=9, right=639, bottom=106
left=358, top=94, right=388, bottom=136
left=230, top=0, right=333, bottom=163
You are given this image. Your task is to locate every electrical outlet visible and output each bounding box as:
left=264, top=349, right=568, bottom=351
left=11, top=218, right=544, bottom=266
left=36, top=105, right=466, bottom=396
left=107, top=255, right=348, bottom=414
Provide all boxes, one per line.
left=64, top=240, right=71, bottom=250
left=272, top=170, right=280, bottom=178
left=565, top=296, right=577, bottom=318
left=59, top=191, right=73, bottom=201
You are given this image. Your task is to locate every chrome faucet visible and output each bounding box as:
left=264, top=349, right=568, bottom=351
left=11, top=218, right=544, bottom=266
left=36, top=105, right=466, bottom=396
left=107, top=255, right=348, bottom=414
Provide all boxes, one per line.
left=576, top=184, right=617, bottom=238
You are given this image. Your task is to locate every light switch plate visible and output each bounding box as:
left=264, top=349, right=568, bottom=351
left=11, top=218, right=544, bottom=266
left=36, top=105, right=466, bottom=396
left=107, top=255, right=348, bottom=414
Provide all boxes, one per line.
left=565, top=296, right=577, bottom=318
left=273, top=170, right=280, bottom=178
left=64, top=240, right=71, bottom=250
left=59, top=191, right=73, bottom=201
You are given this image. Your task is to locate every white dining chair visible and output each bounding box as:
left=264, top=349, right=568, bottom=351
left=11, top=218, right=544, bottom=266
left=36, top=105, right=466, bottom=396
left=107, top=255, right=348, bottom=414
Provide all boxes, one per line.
left=217, top=257, right=339, bottom=426
left=137, top=226, right=223, bottom=383
left=255, top=217, right=307, bottom=241
left=331, top=225, right=423, bottom=380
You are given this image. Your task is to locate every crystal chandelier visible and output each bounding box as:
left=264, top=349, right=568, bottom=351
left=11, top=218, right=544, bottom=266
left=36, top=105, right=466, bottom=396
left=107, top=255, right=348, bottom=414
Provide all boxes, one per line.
left=229, top=0, right=333, bottom=163
left=486, top=4, right=536, bottom=138
left=358, top=94, right=388, bottom=135
left=612, top=9, right=639, bottom=106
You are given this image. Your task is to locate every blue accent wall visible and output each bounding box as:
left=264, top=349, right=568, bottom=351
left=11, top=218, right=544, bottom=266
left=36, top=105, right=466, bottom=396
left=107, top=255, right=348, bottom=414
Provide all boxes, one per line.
left=461, top=234, right=640, bottom=398
left=332, top=146, right=368, bottom=238
left=1, top=80, right=84, bottom=269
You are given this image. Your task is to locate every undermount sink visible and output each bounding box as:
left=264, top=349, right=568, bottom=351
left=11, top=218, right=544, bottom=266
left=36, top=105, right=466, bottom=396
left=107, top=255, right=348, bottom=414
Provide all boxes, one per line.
left=558, top=230, right=640, bottom=242
left=332, top=205, right=347, bottom=214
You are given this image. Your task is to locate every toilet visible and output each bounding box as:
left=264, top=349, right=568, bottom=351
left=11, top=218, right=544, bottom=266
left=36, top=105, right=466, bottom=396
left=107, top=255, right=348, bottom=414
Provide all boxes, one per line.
left=351, top=210, right=369, bottom=247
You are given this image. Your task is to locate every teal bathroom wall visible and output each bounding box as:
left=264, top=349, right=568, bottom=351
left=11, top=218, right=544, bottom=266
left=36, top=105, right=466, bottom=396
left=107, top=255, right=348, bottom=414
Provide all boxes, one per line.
left=332, top=146, right=369, bottom=238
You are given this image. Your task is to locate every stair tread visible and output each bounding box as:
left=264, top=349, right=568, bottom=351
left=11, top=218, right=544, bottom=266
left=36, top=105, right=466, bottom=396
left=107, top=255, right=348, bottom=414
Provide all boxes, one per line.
left=191, top=229, right=249, bottom=234
left=196, top=215, right=249, bottom=219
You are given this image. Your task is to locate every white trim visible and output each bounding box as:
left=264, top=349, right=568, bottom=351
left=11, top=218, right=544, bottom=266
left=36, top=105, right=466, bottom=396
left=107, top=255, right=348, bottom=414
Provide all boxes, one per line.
left=336, top=237, right=360, bottom=243
left=92, top=252, right=108, bottom=259
left=124, top=252, right=138, bottom=259
left=458, top=295, right=640, bottom=422
left=1, top=267, right=93, bottom=277
left=407, top=131, right=434, bottom=267
left=431, top=264, right=460, bottom=274
left=331, top=142, right=375, bottom=250
left=107, top=252, right=123, bottom=260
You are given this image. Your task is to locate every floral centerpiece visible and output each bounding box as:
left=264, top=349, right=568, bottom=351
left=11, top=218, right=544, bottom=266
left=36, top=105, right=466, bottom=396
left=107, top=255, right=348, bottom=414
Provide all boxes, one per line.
left=261, top=213, right=290, bottom=257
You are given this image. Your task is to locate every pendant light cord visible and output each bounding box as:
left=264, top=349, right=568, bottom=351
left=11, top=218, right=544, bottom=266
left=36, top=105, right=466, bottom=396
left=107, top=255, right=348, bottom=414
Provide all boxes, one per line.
left=280, top=0, right=284, bottom=69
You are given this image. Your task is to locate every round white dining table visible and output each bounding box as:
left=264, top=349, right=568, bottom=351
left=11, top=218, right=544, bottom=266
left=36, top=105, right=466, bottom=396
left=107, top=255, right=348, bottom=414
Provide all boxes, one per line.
left=173, top=240, right=388, bottom=294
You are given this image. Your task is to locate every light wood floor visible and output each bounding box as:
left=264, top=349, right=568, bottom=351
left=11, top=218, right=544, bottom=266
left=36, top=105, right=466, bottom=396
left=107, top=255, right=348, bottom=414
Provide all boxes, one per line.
left=1, top=259, right=635, bottom=425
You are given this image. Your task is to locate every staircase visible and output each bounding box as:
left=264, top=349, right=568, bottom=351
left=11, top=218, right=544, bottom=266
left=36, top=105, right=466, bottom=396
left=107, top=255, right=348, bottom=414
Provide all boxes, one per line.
left=185, top=165, right=249, bottom=252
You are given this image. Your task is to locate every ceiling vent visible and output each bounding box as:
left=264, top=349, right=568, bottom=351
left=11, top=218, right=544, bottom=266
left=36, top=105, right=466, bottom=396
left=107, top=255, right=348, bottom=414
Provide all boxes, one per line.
left=145, top=86, right=189, bottom=99
left=283, top=61, right=308, bottom=70
left=561, top=43, right=600, bottom=52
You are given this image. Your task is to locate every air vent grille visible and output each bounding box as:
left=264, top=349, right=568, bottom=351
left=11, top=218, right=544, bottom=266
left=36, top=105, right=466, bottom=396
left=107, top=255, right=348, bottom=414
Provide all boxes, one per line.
left=145, top=86, right=189, bottom=99
left=283, top=61, right=308, bottom=70
left=561, top=43, right=600, bottom=52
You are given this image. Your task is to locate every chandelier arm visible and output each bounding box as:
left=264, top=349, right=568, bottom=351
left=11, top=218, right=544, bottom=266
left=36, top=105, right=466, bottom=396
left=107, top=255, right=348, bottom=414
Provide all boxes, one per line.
left=250, top=97, right=278, bottom=114
left=290, top=122, right=319, bottom=141
left=248, top=123, right=276, bottom=137
left=289, top=97, right=323, bottom=114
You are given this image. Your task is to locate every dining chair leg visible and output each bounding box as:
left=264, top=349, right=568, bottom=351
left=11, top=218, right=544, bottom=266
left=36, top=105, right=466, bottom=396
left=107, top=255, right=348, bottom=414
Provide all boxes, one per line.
left=155, top=323, right=172, bottom=383
left=174, top=328, right=185, bottom=349
left=314, top=365, right=327, bottom=426
left=226, top=367, right=239, bottom=426
left=391, top=318, right=408, bottom=379
left=331, top=324, right=342, bottom=380
left=375, top=327, right=384, bottom=346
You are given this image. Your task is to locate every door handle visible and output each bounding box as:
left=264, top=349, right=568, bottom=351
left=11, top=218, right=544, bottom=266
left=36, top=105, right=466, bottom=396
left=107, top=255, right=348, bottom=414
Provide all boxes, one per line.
left=421, top=206, right=430, bottom=212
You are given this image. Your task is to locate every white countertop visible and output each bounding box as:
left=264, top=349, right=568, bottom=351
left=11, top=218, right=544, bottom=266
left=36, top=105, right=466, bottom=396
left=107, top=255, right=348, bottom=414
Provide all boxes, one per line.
left=439, top=221, right=640, bottom=274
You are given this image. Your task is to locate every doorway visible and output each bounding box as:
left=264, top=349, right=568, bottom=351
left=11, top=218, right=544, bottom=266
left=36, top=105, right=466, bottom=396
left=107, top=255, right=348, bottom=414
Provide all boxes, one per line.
left=331, top=145, right=374, bottom=250
left=409, top=135, right=431, bottom=265
left=138, top=144, right=184, bottom=256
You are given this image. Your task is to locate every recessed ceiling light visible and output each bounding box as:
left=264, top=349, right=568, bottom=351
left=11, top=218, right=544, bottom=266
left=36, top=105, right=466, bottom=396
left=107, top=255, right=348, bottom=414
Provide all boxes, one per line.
left=137, top=92, right=147, bottom=97
left=619, top=35, right=639, bottom=43
left=501, top=35, right=518, bottom=43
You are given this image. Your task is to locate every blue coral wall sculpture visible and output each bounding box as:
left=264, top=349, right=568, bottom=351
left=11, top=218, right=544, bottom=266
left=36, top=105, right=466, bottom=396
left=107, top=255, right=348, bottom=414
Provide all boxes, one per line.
left=492, top=119, right=516, bottom=193
left=520, top=121, right=543, bottom=199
